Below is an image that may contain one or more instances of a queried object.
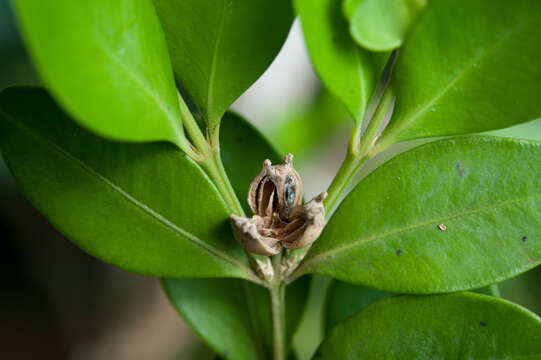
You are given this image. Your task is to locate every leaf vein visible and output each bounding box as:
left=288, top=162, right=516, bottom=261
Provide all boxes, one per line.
left=206, top=0, right=227, bottom=123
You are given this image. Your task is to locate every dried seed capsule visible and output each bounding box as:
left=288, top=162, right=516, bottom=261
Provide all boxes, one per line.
left=230, top=214, right=282, bottom=255
left=248, top=153, right=303, bottom=220
left=230, top=154, right=327, bottom=256
left=282, top=192, right=327, bottom=250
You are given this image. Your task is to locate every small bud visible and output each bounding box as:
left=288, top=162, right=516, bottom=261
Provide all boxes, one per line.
left=230, top=154, right=327, bottom=256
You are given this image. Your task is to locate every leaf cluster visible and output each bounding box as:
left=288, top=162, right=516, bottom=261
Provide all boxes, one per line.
left=2, top=0, right=541, bottom=359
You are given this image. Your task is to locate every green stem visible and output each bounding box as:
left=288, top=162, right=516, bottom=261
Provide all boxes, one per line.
left=322, top=52, right=397, bottom=215
left=201, top=152, right=245, bottom=215
left=324, top=149, right=371, bottom=218
left=270, top=253, right=286, bottom=360
left=177, top=92, right=272, bottom=281
left=210, top=148, right=245, bottom=216
left=324, top=87, right=395, bottom=218
left=177, top=92, right=207, bottom=161
left=177, top=92, right=244, bottom=216
left=358, top=87, right=395, bottom=156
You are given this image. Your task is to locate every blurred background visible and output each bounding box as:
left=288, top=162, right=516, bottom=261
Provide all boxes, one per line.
left=1, top=1, right=541, bottom=359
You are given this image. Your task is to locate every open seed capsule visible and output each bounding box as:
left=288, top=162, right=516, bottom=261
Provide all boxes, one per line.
left=230, top=154, right=327, bottom=256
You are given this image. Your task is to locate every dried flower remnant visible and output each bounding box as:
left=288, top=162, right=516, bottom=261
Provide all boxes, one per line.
left=230, top=154, right=327, bottom=255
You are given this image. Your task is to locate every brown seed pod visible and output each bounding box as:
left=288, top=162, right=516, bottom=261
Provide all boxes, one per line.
left=248, top=153, right=303, bottom=220
left=230, top=154, right=327, bottom=256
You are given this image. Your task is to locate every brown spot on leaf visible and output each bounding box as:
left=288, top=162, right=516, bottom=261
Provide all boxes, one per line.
left=456, top=162, right=465, bottom=177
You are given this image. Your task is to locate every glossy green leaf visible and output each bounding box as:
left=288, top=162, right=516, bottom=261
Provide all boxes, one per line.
left=316, top=293, right=541, bottom=359
left=0, top=86, right=253, bottom=279
left=153, top=0, right=293, bottom=127
left=295, top=0, right=382, bottom=123
left=298, top=136, right=541, bottom=293
left=164, top=277, right=310, bottom=360
left=345, top=0, right=427, bottom=51
left=163, top=278, right=264, bottom=360
left=380, top=0, right=541, bottom=146
left=220, top=112, right=282, bottom=214
left=13, top=0, right=185, bottom=147
left=325, top=281, right=389, bottom=332
left=341, top=0, right=358, bottom=18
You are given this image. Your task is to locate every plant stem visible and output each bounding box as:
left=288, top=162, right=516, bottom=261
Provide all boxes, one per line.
left=270, top=253, right=286, bottom=360
left=177, top=92, right=245, bottom=216
left=324, top=87, right=395, bottom=218
left=324, top=150, right=369, bottom=218
left=201, top=152, right=245, bottom=215
left=211, top=149, right=245, bottom=215
left=177, top=92, right=207, bottom=161
left=177, top=91, right=274, bottom=281
left=321, top=51, right=399, bottom=219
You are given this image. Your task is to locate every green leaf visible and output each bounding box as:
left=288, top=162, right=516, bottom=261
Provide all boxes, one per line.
left=220, top=112, right=283, bottom=214
left=295, top=0, right=381, bottom=124
left=163, top=276, right=310, bottom=360
left=298, top=136, right=541, bottom=293
left=163, top=278, right=264, bottom=360
left=380, top=0, right=541, bottom=146
left=316, top=293, right=541, bottom=359
left=13, top=0, right=186, bottom=148
left=153, top=0, right=294, bottom=127
left=325, top=281, right=389, bottom=332
left=341, top=0, right=358, bottom=18
left=0, top=86, right=253, bottom=279
left=345, top=0, right=427, bottom=52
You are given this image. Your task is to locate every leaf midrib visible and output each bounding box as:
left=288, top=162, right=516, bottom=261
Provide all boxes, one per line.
left=390, top=16, right=527, bottom=139
left=302, top=191, right=541, bottom=270
left=206, top=0, right=227, bottom=124
left=1, top=109, right=250, bottom=273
